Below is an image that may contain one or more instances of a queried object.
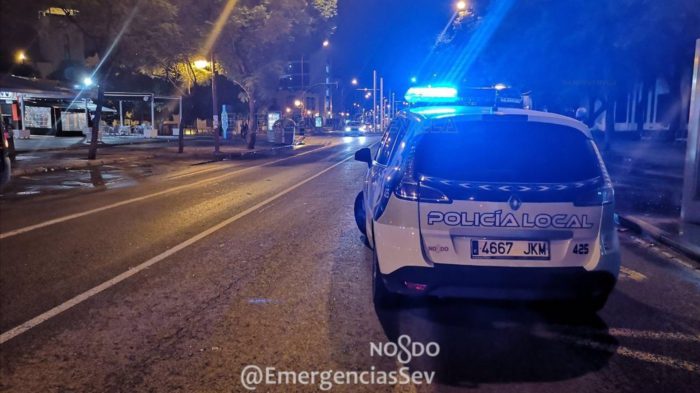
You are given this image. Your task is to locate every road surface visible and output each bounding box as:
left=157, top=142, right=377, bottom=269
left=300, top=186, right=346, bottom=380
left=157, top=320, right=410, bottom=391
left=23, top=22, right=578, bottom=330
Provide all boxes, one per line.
left=1, top=137, right=699, bottom=392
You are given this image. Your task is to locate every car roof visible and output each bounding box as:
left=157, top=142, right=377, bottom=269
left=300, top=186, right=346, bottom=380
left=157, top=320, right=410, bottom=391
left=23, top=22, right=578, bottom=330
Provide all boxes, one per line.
left=407, top=105, right=592, bottom=138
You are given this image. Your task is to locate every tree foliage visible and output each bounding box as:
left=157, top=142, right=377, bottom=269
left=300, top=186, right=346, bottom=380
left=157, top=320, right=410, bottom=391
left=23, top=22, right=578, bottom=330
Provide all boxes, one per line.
left=56, top=0, right=182, bottom=79
left=442, top=0, right=700, bottom=116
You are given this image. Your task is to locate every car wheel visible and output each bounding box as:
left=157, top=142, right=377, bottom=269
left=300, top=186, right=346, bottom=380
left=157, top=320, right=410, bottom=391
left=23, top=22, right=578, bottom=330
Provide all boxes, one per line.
left=580, top=293, right=610, bottom=313
left=558, top=293, right=610, bottom=314
left=354, top=191, right=366, bottom=236
left=372, top=250, right=400, bottom=308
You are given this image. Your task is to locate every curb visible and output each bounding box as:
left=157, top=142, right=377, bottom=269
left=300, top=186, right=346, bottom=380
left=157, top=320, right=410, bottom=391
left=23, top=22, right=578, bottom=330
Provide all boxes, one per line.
left=10, top=144, right=306, bottom=177
left=219, top=144, right=295, bottom=159
left=618, top=215, right=700, bottom=262
left=11, top=155, right=156, bottom=177
left=13, top=138, right=177, bottom=154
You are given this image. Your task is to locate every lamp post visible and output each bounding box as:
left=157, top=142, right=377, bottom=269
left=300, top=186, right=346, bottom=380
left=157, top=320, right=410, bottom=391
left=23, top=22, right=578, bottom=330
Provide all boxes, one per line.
left=194, top=57, right=222, bottom=153
left=210, top=53, right=220, bottom=153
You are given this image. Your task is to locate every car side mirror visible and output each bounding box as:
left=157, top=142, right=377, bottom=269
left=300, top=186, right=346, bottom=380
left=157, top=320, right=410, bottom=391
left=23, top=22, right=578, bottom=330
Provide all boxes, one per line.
left=355, top=147, right=372, bottom=168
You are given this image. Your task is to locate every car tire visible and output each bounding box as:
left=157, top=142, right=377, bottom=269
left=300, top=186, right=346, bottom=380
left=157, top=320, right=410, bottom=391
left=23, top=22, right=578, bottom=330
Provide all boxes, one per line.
left=0, top=156, right=10, bottom=190
left=372, top=250, right=400, bottom=308
left=580, top=293, right=610, bottom=313
left=354, top=191, right=366, bottom=236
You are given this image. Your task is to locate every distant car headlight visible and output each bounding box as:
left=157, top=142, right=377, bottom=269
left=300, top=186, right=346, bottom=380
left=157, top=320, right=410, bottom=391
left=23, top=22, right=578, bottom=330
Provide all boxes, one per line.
left=359, top=126, right=366, bottom=131
left=345, top=126, right=351, bottom=132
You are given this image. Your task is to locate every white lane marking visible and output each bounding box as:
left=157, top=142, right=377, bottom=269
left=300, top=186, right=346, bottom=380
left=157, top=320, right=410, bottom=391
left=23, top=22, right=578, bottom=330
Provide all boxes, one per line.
left=0, top=153, right=356, bottom=344
left=609, top=328, right=700, bottom=343
left=534, top=328, right=700, bottom=373
left=0, top=143, right=343, bottom=240
left=547, top=324, right=700, bottom=343
left=576, top=339, right=700, bottom=373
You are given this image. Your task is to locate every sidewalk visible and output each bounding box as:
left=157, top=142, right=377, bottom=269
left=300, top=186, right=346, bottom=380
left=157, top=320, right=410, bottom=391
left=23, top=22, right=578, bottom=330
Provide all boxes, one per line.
left=12, top=135, right=178, bottom=153
left=9, top=135, right=327, bottom=177
left=600, top=137, right=700, bottom=261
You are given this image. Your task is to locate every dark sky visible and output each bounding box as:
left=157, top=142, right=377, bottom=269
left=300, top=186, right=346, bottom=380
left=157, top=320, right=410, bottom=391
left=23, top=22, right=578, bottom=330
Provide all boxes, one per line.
left=331, top=0, right=453, bottom=95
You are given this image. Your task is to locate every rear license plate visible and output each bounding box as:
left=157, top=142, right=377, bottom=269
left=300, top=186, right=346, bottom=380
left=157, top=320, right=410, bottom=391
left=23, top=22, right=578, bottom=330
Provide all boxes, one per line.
left=471, top=239, right=550, bottom=260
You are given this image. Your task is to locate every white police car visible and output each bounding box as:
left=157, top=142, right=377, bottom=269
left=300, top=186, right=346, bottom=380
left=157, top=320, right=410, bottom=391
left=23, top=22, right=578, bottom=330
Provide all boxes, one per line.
left=354, top=87, right=620, bottom=311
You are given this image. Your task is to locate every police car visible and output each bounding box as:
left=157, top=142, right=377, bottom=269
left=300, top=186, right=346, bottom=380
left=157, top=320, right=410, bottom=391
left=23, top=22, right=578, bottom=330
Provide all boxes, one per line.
left=354, top=86, right=620, bottom=311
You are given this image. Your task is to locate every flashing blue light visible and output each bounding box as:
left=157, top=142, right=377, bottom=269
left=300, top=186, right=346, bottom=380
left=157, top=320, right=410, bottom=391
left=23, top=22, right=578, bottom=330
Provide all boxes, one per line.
left=404, top=86, right=459, bottom=104
left=411, top=107, right=458, bottom=116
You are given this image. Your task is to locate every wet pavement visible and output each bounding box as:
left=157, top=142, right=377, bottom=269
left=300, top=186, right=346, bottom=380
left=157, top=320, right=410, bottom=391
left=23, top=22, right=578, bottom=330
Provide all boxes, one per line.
left=2, top=165, right=153, bottom=199
left=1, top=136, right=699, bottom=392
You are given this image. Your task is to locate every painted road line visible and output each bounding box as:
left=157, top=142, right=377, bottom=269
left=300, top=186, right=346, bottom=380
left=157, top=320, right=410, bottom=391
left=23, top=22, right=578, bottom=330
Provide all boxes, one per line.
left=620, top=266, right=648, bottom=282
left=534, top=328, right=700, bottom=373
left=0, top=142, right=347, bottom=240
left=0, top=153, right=356, bottom=344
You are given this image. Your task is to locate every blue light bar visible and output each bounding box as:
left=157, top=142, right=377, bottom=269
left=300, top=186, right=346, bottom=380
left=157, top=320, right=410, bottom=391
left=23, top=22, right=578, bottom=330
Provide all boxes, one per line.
left=404, top=86, right=459, bottom=104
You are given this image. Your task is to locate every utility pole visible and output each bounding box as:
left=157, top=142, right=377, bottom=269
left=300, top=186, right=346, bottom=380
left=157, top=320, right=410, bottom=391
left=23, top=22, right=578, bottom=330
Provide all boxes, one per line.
left=373, top=70, right=377, bottom=133
left=178, top=96, right=184, bottom=153
left=301, top=54, right=305, bottom=128
left=380, top=77, right=384, bottom=132
left=211, top=52, right=220, bottom=154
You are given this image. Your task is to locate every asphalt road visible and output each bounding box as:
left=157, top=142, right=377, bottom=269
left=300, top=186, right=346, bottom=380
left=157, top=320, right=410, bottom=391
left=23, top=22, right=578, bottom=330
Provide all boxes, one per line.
left=1, top=136, right=699, bottom=392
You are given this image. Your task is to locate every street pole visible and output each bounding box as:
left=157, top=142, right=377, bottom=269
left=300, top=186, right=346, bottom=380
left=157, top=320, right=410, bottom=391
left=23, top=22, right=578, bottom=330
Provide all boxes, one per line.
left=211, top=52, right=220, bottom=153
left=380, top=77, right=384, bottom=132
left=373, top=70, right=377, bottom=133
left=301, top=54, right=305, bottom=129
left=178, top=96, right=184, bottom=153
left=150, top=94, right=155, bottom=136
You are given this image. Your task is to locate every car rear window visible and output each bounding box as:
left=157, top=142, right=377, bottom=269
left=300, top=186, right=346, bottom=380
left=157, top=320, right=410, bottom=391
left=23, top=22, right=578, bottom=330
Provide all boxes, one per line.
left=415, top=121, right=601, bottom=183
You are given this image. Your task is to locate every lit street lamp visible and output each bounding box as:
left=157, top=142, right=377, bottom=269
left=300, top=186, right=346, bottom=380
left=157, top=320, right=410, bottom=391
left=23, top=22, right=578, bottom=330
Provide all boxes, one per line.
left=322, top=39, right=330, bottom=47
left=15, top=51, right=27, bottom=64
left=351, top=78, right=358, bottom=86
left=456, top=1, right=467, bottom=11
left=193, top=59, right=210, bottom=70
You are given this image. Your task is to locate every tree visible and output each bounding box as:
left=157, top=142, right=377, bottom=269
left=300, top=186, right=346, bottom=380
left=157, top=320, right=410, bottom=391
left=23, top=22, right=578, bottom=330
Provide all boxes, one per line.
left=57, top=0, right=183, bottom=159
left=201, top=0, right=337, bottom=148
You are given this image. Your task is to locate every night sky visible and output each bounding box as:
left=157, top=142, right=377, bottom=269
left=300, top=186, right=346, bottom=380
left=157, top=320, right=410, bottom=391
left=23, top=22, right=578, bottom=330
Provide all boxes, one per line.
left=331, top=0, right=453, bottom=94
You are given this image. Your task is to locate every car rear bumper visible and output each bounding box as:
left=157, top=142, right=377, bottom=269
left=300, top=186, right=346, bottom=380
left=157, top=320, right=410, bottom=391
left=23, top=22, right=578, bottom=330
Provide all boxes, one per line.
left=381, top=264, right=616, bottom=301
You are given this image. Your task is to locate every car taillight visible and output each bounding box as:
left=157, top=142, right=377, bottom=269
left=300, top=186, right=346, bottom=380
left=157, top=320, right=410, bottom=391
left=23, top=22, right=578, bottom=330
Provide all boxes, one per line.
left=393, top=148, right=450, bottom=203
left=574, top=184, right=614, bottom=206
left=395, top=180, right=451, bottom=203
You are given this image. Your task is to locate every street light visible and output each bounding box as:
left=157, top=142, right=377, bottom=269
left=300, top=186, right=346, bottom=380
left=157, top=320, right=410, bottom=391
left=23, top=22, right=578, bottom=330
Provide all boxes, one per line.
left=456, top=1, right=467, bottom=11
left=351, top=78, right=358, bottom=86
left=322, top=39, right=330, bottom=47
left=83, top=77, right=94, bottom=87
left=193, top=59, right=210, bottom=69
left=494, top=83, right=508, bottom=91
left=410, top=76, right=418, bottom=84
left=15, top=51, right=27, bottom=64
left=294, top=99, right=303, bottom=108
